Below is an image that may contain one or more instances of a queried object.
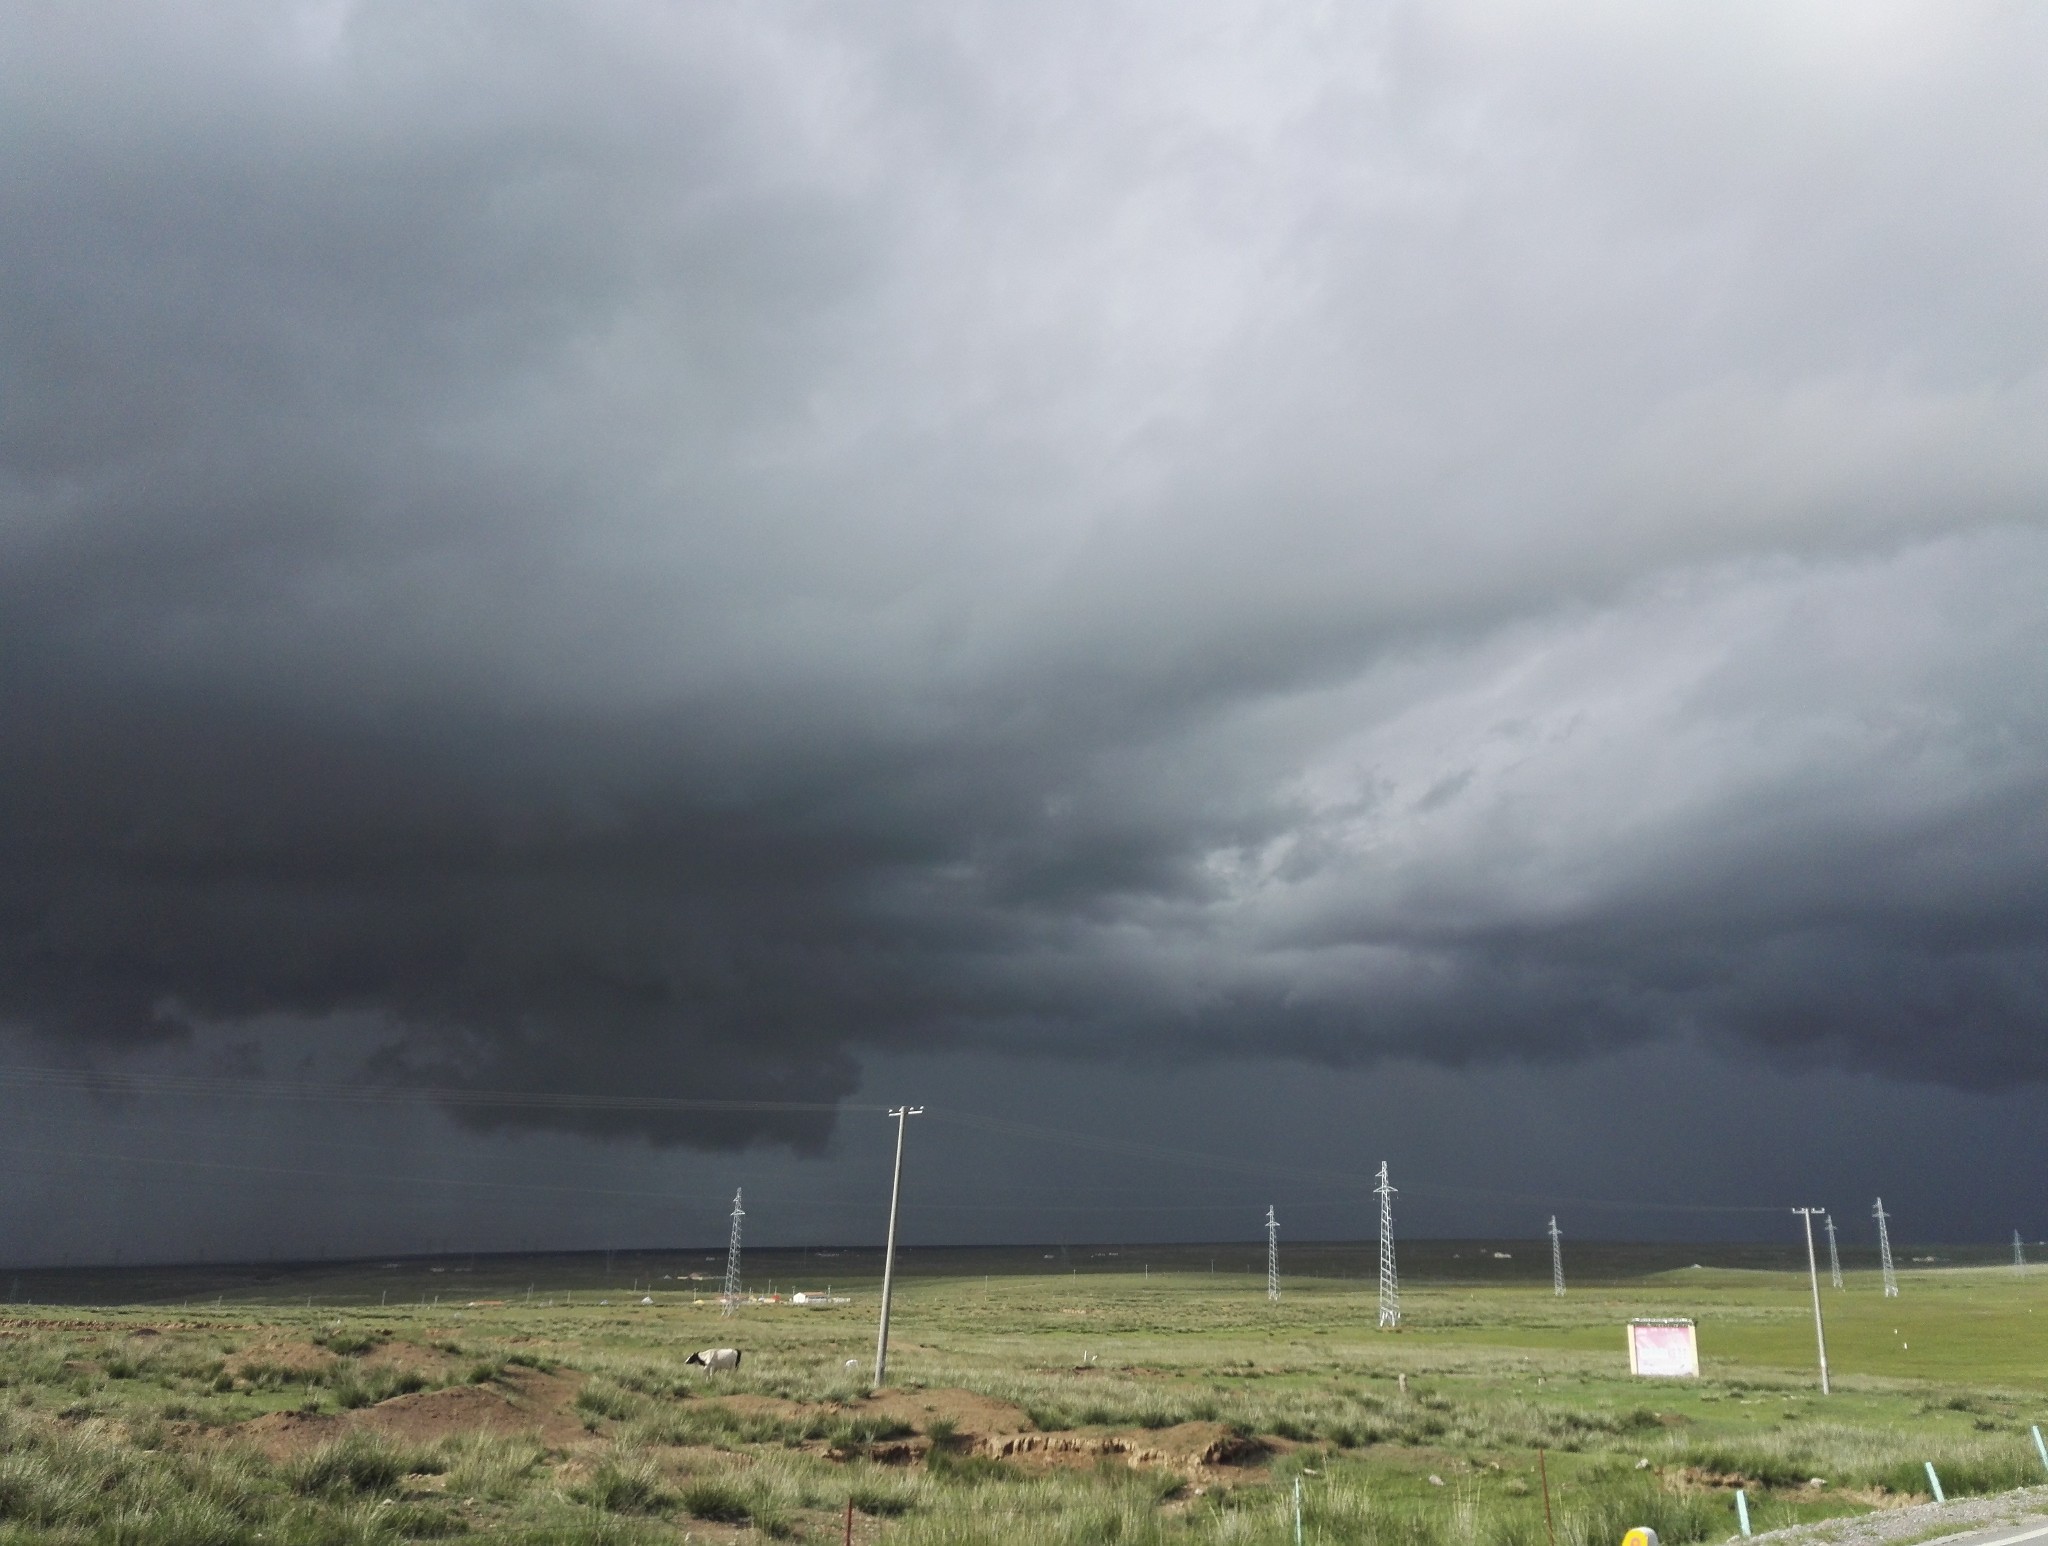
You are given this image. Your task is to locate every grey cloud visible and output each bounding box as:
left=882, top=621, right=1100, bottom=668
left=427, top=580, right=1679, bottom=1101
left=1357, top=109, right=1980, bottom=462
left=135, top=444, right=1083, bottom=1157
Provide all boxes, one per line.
left=2, top=2, right=2045, bottom=1146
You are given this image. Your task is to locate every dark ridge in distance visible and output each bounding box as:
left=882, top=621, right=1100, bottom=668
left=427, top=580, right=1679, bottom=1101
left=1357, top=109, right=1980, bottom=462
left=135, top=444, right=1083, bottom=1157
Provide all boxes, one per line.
left=0, top=1239, right=2016, bottom=1308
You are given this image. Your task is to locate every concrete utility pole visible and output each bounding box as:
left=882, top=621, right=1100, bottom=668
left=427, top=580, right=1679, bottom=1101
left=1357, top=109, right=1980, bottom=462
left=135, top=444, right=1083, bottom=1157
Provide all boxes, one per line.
left=1266, top=1207, right=1280, bottom=1303
left=1548, top=1215, right=1565, bottom=1297
left=1376, top=1162, right=1400, bottom=1329
left=1793, top=1207, right=1831, bottom=1395
left=1874, top=1198, right=1899, bottom=1298
left=1823, top=1213, right=1842, bottom=1289
left=872, top=1105, right=923, bottom=1390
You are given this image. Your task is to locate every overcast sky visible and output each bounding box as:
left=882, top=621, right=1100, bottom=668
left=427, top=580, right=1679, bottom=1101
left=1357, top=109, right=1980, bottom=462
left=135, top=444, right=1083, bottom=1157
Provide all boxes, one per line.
left=3, top=2, right=2045, bottom=1265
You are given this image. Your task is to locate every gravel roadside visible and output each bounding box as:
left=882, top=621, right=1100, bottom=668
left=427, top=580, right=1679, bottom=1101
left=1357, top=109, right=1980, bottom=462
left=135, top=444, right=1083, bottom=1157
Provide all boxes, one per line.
left=1746, top=1484, right=2048, bottom=1545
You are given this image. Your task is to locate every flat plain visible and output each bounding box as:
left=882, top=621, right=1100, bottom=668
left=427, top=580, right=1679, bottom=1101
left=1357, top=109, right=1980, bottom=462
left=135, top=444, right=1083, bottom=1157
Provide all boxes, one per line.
left=1, top=1241, right=2043, bottom=1544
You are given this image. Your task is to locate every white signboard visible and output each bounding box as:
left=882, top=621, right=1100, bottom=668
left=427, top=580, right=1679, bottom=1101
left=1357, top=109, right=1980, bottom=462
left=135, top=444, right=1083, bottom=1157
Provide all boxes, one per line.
left=1627, top=1320, right=1699, bottom=1378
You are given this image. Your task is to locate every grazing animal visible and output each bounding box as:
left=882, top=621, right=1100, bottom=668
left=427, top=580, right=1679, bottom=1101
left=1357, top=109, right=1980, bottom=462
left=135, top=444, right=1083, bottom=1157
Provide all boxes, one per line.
left=686, top=1347, right=742, bottom=1371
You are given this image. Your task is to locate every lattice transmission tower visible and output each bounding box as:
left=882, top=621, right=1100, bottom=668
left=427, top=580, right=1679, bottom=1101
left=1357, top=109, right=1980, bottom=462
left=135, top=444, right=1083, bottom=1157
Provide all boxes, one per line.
left=1265, top=1207, right=1280, bottom=1303
left=1376, top=1161, right=1400, bottom=1329
left=1548, top=1215, right=1565, bottom=1296
left=2016, top=1231, right=2027, bottom=1275
left=1873, top=1197, right=1898, bottom=1298
left=721, top=1188, right=745, bottom=1317
left=1823, top=1213, right=1842, bottom=1289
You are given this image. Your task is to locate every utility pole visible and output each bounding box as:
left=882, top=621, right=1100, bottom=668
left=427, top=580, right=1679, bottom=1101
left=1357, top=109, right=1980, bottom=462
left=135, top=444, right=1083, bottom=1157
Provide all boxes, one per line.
left=1822, top=1213, right=1842, bottom=1289
left=1266, top=1207, right=1280, bottom=1303
left=721, top=1189, right=745, bottom=1317
left=1376, top=1161, right=1400, bottom=1329
left=872, top=1105, right=923, bottom=1390
left=1874, top=1198, right=1898, bottom=1298
left=1793, top=1207, right=1831, bottom=1395
left=1548, top=1216, right=1565, bottom=1297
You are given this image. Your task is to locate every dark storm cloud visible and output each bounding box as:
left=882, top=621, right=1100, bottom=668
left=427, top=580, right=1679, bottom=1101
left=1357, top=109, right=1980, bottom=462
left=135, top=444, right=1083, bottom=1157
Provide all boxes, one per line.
left=3, top=1, right=2046, bottom=1145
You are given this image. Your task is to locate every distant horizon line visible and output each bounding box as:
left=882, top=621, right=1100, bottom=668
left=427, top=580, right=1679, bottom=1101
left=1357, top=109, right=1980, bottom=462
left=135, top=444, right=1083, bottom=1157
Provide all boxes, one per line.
left=0, top=1235, right=2020, bottom=1277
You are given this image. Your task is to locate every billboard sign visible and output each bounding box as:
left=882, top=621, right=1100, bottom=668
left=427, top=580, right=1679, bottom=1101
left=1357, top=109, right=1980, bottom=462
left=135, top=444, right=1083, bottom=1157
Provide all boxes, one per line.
left=1626, top=1319, right=1699, bottom=1378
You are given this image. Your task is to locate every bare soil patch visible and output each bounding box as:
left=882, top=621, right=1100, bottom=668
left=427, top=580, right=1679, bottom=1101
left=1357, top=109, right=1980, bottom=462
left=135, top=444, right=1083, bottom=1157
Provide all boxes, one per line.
left=360, top=1370, right=586, bottom=1447
left=858, top=1386, right=1033, bottom=1438
left=841, top=1388, right=1264, bottom=1481
left=232, top=1369, right=587, bottom=1456
left=232, top=1409, right=347, bottom=1461
left=980, top=1420, right=1268, bottom=1480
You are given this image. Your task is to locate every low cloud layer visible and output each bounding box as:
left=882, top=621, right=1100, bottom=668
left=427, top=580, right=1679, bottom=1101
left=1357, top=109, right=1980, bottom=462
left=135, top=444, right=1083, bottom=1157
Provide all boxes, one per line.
left=3, top=2, right=2045, bottom=1146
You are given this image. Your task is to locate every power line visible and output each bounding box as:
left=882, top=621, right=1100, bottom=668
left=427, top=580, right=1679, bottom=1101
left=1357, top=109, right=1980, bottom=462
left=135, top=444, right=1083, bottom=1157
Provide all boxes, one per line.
left=0, top=1126, right=1442, bottom=1218
left=0, top=1134, right=1842, bottom=1239
left=0, top=1064, right=879, bottom=1116
left=931, top=1109, right=1786, bottom=1214
left=0, top=1139, right=719, bottom=1204
left=0, top=1064, right=1924, bottom=1270
left=0, top=1065, right=1811, bottom=1223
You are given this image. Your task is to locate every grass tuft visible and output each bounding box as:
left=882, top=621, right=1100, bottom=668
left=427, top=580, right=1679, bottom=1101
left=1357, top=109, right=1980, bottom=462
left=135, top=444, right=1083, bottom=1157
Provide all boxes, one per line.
left=574, top=1455, right=673, bottom=1516
left=284, top=1431, right=441, bottom=1496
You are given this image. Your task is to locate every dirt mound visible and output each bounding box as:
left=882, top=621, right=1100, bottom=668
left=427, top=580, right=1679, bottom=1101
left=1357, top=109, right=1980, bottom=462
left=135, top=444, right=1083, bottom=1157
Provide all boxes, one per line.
left=848, top=1388, right=1265, bottom=1481
left=233, top=1369, right=587, bottom=1456
left=981, top=1421, right=1267, bottom=1479
left=858, top=1437, right=929, bottom=1465
left=234, top=1409, right=347, bottom=1460
left=231, top=1335, right=468, bottom=1381
left=360, top=1371, right=586, bottom=1447
left=860, top=1387, right=1033, bottom=1438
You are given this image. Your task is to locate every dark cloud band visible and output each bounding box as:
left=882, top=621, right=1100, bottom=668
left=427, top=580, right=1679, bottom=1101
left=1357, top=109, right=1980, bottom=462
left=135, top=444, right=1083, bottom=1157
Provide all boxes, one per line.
left=3, top=3, right=2045, bottom=1146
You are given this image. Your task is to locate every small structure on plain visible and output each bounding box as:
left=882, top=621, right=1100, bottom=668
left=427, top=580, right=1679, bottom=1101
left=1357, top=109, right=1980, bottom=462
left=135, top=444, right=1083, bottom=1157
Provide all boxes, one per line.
left=1626, top=1319, right=1698, bottom=1378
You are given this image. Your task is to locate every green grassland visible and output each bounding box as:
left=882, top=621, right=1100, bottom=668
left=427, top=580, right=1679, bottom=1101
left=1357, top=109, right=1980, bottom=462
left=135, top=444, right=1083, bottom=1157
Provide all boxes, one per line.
left=0, top=1244, right=2043, bottom=1544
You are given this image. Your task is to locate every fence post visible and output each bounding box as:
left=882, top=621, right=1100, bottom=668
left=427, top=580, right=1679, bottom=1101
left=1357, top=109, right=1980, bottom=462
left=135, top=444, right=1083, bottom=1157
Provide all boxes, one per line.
left=1735, top=1488, right=1752, bottom=1537
left=1925, top=1462, right=1945, bottom=1503
left=2033, top=1424, right=2048, bottom=1477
